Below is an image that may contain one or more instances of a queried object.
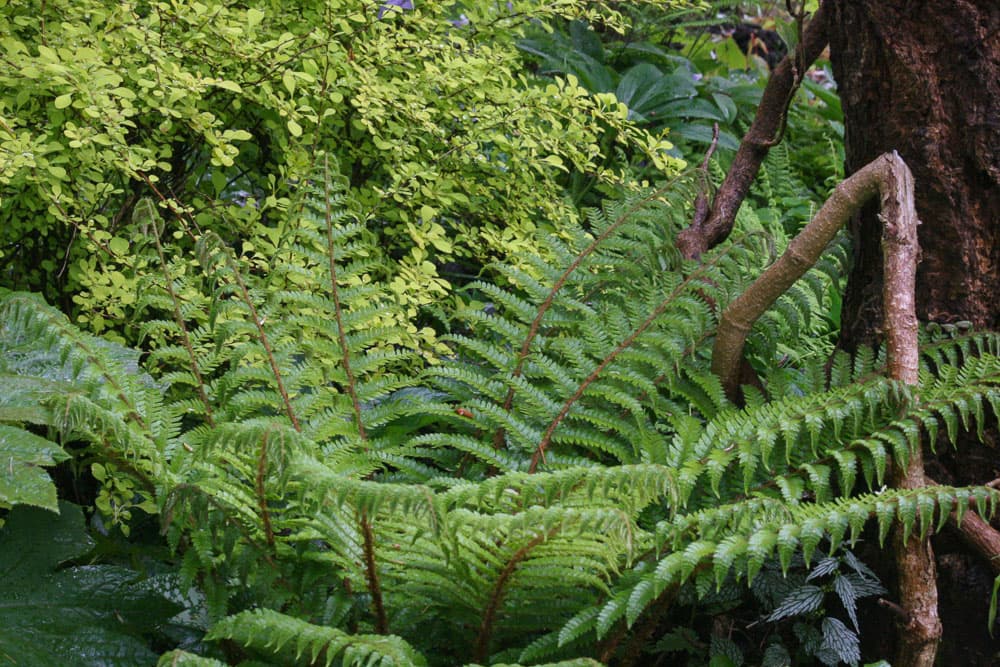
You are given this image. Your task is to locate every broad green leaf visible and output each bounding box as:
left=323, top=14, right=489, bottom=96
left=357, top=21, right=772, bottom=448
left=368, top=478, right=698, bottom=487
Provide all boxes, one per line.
left=0, top=502, right=181, bottom=666
left=246, top=7, right=264, bottom=28
left=0, top=424, right=68, bottom=511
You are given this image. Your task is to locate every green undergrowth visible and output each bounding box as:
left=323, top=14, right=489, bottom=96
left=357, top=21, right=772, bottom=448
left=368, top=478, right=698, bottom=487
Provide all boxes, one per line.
left=2, top=159, right=999, bottom=665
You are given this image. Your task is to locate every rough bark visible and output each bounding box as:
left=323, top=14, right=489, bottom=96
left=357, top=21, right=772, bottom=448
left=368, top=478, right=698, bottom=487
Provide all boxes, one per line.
left=827, top=0, right=1000, bottom=348
left=880, top=158, right=941, bottom=666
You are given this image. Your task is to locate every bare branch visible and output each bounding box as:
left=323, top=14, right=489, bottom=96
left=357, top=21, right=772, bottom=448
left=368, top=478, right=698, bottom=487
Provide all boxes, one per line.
left=676, top=2, right=830, bottom=259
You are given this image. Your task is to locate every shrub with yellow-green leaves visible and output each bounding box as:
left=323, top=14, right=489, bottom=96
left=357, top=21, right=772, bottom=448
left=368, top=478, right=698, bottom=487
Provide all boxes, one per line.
left=0, top=0, right=685, bottom=347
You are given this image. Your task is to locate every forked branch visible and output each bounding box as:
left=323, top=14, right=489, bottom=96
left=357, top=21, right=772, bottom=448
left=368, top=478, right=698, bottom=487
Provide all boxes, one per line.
left=712, top=152, right=917, bottom=400
left=712, top=151, right=941, bottom=665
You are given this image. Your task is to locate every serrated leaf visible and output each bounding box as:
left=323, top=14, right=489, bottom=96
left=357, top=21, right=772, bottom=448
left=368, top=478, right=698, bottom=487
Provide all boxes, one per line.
left=826, top=510, right=849, bottom=553
left=710, top=634, right=743, bottom=666
left=897, top=495, right=916, bottom=543
left=682, top=540, right=716, bottom=580
left=846, top=502, right=869, bottom=545
left=871, top=501, right=893, bottom=549
left=761, top=642, right=791, bottom=667
left=626, top=579, right=656, bottom=626
left=806, top=557, right=839, bottom=582
left=820, top=617, right=860, bottom=665
left=776, top=524, right=799, bottom=575
left=766, top=585, right=824, bottom=622
left=833, top=574, right=860, bottom=630
left=800, top=519, right=824, bottom=566
left=747, top=529, right=776, bottom=585
left=918, top=492, right=936, bottom=539
left=832, top=450, right=857, bottom=496
left=713, top=535, right=747, bottom=589
left=558, top=607, right=598, bottom=647
left=954, top=488, right=970, bottom=527
left=209, top=609, right=426, bottom=666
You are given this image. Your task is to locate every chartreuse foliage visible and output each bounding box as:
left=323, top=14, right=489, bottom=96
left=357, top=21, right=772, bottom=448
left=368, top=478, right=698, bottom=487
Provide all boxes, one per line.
left=2, top=164, right=1000, bottom=665
left=0, top=0, right=683, bottom=343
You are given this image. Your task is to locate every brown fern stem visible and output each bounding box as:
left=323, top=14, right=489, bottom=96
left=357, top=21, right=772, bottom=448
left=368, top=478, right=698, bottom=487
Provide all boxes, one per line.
left=493, top=173, right=692, bottom=451
left=150, top=221, right=215, bottom=426
left=472, top=530, right=552, bottom=663
left=528, top=246, right=740, bottom=473
left=322, top=156, right=367, bottom=444
left=360, top=510, right=388, bottom=634
left=222, top=250, right=301, bottom=432
left=318, top=158, right=387, bottom=633
left=256, top=429, right=276, bottom=550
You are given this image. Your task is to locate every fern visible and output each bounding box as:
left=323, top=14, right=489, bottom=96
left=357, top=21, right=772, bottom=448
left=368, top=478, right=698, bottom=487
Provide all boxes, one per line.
left=5, top=161, right=1000, bottom=665
left=424, top=179, right=771, bottom=476
left=207, top=608, right=426, bottom=666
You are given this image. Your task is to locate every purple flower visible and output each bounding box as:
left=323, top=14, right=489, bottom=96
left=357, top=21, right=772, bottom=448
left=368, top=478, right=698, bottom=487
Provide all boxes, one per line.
left=449, top=13, right=470, bottom=28
left=377, top=0, right=413, bottom=19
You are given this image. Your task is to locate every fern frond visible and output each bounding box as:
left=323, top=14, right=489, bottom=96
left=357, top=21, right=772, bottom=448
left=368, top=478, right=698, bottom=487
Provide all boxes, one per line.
left=208, top=608, right=428, bottom=666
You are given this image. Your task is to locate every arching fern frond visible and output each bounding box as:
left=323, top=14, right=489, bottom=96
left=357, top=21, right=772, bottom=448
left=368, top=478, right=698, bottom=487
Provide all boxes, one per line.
left=208, top=608, right=427, bottom=666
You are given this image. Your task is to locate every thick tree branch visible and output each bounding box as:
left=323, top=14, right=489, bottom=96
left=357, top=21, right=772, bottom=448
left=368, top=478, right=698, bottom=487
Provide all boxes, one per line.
left=950, top=510, right=1000, bottom=575
left=676, top=2, right=830, bottom=259
left=712, top=152, right=909, bottom=399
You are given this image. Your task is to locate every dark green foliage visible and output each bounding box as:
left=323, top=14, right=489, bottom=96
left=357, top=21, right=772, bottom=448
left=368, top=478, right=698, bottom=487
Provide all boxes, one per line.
left=518, top=20, right=755, bottom=157
left=0, top=502, right=180, bottom=665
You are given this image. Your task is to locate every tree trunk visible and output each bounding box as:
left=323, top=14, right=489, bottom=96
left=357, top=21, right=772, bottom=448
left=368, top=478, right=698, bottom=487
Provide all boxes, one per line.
left=828, top=2, right=1000, bottom=663
left=828, top=0, right=1000, bottom=348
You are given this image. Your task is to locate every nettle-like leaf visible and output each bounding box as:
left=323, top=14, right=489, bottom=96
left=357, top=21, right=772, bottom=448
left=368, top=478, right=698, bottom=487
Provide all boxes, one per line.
left=819, top=617, right=860, bottom=666
left=0, top=502, right=181, bottom=666
left=765, top=585, right=825, bottom=623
